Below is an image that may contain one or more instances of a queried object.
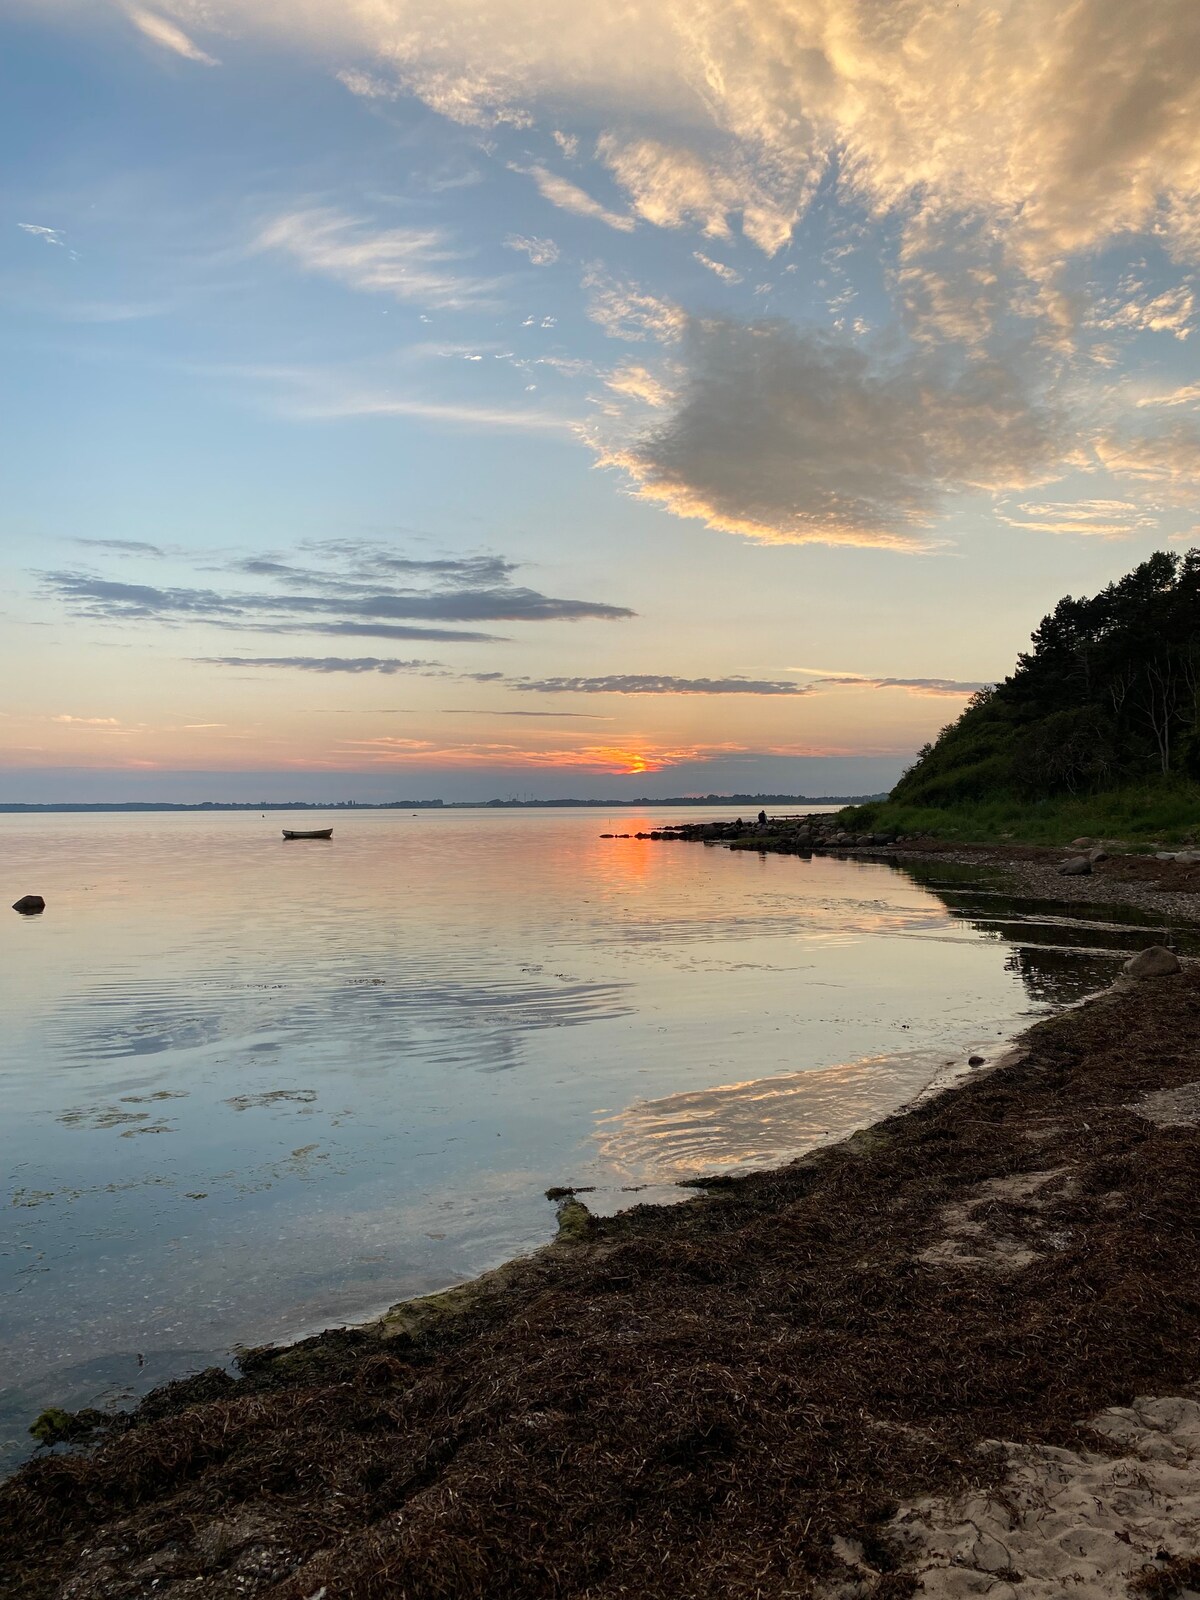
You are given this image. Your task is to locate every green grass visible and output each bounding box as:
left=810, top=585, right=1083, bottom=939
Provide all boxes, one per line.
left=835, top=784, right=1200, bottom=848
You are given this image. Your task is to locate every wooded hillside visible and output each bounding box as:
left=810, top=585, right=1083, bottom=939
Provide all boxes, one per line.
left=893, top=551, right=1200, bottom=806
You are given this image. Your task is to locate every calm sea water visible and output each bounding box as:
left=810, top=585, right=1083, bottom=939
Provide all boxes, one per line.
left=0, top=806, right=1166, bottom=1470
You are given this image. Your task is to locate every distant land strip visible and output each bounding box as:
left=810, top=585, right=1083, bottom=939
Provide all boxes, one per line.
left=0, top=794, right=886, bottom=814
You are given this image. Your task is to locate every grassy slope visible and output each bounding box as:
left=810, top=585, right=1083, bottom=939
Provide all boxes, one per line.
left=836, top=782, right=1200, bottom=847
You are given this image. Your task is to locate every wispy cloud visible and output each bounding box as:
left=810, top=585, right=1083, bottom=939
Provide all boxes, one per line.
left=1090, top=283, right=1197, bottom=341
left=131, top=0, right=1200, bottom=348
left=18, top=223, right=65, bottom=247
left=517, top=165, right=635, bottom=233
left=995, top=499, right=1157, bottom=538
left=40, top=545, right=635, bottom=641
left=198, top=657, right=442, bottom=675
left=338, top=735, right=745, bottom=775
left=504, top=234, right=560, bottom=266
left=125, top=6, right=219, bottom=66
left=441, top=709, right=612, bottom=719
left=290, top=391, right=573, bottom=432
left=335, top=68, right=397, bottom=101
left=693, top=252, right=743, bottom=284
left=46, top=571, right=632, bottom=625
left=72, top=538, right=166, bottom=558
left=255, top=208, right=498, bottom=311
left=1137, top=383, right=1200, bottom=409
left=790, top=669, right=990, bottom=698
left=511, top=674, right=810, bottom=696
left=582, top=269, right=685, bottom=343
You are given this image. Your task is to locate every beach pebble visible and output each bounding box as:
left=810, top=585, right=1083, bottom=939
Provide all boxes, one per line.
left=968, top=1055, right=986, bottom=1066
left=1058, top=856, right=1092, bottom=876
left=1123, top=945, right=1182, bottom=979
left=1069, top=836, right=1094, bottom=849
left=12, top=894, right=45, bottom=915
left=1089, top=846, right=1109, bottom=863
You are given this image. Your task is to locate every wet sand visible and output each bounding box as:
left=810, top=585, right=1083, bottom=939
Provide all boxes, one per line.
left=4, top=956, right=1200, bottom=1598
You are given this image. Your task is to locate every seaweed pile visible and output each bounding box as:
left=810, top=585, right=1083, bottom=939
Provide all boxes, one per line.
left=5, top=974, right=1200, bottom=1599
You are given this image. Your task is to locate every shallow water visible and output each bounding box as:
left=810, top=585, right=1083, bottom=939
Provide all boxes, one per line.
left=0, top=807, right=1164, bottom=1470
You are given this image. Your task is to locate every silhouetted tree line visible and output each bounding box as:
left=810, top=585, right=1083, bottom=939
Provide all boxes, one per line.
left=892, top=550, right=1200, bottom=805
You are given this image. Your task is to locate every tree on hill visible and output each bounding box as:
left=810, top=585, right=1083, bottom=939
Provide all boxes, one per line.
left=892, top=549, right=1200, bottom=806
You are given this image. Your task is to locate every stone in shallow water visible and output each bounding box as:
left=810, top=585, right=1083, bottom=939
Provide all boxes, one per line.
left=12, top=894, right=45, bottom=915
left=1123, top=945, right=1182, bottom=979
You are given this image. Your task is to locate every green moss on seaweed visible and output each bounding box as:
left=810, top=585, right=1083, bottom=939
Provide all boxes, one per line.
left=554, top=1198, right=595, bottom=1243
left=28, top=1406, right=108, bottom=1447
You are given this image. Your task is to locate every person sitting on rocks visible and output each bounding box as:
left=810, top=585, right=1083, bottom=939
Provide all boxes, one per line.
left=757, top=810, right=767, bottom=825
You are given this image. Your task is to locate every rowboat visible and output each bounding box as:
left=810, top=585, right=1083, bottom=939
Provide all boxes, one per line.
left=282, top=828, right=333, bottom=840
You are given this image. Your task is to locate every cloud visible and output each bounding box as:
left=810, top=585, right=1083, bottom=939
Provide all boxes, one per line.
left=819, top=677, right=988, bottom=698
left=18, top=223, right=65, bottom=247
left=255, top=208, right=497, bottom=311
left=583, top=269, right=685, bottom=343
left=198, top=656, right=441, bottom=674
left=339, top=734, right=745, bottom=775
left=595, top=314, right=1064, bottom=548
left=693, top=253, right=743, bottom=285
left=603, top=363, right=675, bottom=409
left=1095, top=418, right=1200, bottom=502
left=291, top=391, right=571, bottom=431
left=51, top=715, right=122, bottom=725
left=47, top=571, right=633, bottom=625
left=517, top=165, right=635, bottom=232
left=995, top=499, right=1157, bottom=538
left=597, top=134, right=802, bottom=255
left=118, top=0, right=1200, bottom=300
left=125, top=6, right=219, bottom=65
left=230, top=549, right=517, bottom=587
left=790, top=668, right=989, bottom=697
left=40, top=545, right=635, bottom=638
left=1090, top=283, right=1197, bottom=340
left=234, top=620, right=506, bottom=643
left=512, top=674, right=810, bottom=695
left=1137, top=383, right=1200, bottom=409
left=335, top=67, right=397, bottom=100
left=72, top=538, right=166, bottom=557
left=441, top=708, right=611, bottom=719
left=504, top=234, right=560, bottom=265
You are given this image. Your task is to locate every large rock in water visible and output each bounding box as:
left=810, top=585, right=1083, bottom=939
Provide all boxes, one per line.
left=12, top=894, right=45, bottom=915
left=1124, top=945, right=1182, bottom=978
left=1058, top=856, right=1092, bottom=876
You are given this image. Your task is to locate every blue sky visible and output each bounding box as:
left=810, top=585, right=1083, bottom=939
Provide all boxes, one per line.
left=3, top=0, right=1199, bottom=800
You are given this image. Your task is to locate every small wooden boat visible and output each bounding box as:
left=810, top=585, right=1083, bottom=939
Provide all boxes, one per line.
left=282, top=827, right=333, bottom=840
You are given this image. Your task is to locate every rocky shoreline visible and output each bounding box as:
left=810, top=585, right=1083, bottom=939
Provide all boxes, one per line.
left=629, top=813, right=1200, bottom=928
left=6, top=950, right=1200, bottom=1597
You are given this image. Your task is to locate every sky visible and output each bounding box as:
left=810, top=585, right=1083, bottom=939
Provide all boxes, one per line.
left=3, top=0, right=1200, bottom=801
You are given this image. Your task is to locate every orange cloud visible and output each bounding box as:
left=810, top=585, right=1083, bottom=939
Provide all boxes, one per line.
left=338, top=736, right=745, bottom=774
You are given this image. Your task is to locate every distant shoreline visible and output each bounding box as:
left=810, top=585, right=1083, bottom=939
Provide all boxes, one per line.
left=0, top=794, right=884, bottom=815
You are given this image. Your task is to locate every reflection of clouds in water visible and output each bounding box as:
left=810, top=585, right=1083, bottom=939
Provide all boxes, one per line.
left=585, top=900, right=956, bottom=950
left=48, top=971, right=632, bottom=1071
left=597, top=1051, right=956, bottom=1183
